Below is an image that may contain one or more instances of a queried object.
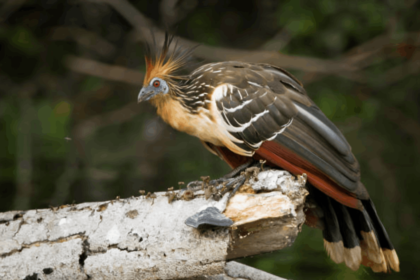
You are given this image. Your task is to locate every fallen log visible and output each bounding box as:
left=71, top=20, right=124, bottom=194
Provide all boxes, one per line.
left=0, top=170, right=308, bottom=280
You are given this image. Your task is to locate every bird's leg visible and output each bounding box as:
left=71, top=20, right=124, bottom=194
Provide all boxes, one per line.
left=207, top=159, right=255, bottom=186
left=211, top=160, right=268, bottom=200
left=212, top=175, right=247, bottom=201
left=224, top=160, right=255, bottom=179
left=185, top=159, right=267, bottom=201
left=186, top=160, right=255, bottom=190
left=217, top=164, right=260, bottom=200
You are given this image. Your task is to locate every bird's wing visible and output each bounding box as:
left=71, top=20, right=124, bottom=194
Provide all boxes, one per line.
left=210, top=62, right=367, bottom=208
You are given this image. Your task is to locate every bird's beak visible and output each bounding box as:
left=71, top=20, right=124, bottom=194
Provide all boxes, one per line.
left=137, top=87, right=154, bottom=103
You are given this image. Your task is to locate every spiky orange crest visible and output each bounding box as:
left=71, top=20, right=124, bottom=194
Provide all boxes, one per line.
left=143, top=32, right=196, bottom=87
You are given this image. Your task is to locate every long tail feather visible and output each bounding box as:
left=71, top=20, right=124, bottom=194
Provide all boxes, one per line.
left=208, top=141, right=400, bottom=272
left=309, top=186, right=399, bottom=272
left=362, top=199, right=400, bottom=272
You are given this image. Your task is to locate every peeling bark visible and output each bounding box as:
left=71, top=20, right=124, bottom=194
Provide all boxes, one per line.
left=0, top=170, right=307, bottom=280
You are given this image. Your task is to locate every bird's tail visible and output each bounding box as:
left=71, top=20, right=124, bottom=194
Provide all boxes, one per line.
left=307, top=186, right=400, bottom=272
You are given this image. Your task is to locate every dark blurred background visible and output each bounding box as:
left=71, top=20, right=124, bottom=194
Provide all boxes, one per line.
left=1, top=0, right=419, bottom=279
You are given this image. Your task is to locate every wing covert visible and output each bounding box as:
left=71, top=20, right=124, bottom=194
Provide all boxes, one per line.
left=208, top=62, right=363, bottom=197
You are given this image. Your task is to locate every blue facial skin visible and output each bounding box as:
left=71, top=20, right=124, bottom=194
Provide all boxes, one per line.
left=137, top=78, right=169, bottom=103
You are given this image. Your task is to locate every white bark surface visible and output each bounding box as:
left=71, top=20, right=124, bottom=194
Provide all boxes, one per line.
left=0, top=170, right=307, bottom=280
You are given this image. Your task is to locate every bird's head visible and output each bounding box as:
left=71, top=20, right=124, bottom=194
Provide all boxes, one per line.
left=137, top=77, right=169, bottom=103
left=138, top=32, right=195, bottom=103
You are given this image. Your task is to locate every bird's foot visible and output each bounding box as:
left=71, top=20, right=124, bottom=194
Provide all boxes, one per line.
left=185, top=159, right=267, bottom=201
left=186, top=159, right=256, bottom=190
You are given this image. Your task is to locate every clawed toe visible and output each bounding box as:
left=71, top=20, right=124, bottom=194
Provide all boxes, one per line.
left=184, top=159, right=268, bottom=201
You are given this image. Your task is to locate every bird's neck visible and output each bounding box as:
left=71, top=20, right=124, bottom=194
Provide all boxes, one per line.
left=150, top=94, right=190, bottom=132
left=149, top=93, right=228, bottom=148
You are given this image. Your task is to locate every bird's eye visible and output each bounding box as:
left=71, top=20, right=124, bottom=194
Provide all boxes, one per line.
left=153, top=80, right=160, bottom=87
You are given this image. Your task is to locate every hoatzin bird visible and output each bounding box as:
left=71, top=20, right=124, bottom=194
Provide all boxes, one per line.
left=137, top=34, right=399, bottom=273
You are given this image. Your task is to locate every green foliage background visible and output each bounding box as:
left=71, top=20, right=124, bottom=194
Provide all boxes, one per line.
left=1, top=0, right=419, bottom=279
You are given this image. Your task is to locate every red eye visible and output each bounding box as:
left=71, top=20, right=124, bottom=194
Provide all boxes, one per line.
left=153, top=80, right=160, bottom=87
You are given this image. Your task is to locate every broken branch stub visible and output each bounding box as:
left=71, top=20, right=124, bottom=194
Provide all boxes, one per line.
left=0, top=170, right=307, bottom=280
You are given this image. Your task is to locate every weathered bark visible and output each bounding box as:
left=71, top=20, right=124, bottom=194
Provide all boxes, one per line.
left=0, top=170, right=307, bottom=280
